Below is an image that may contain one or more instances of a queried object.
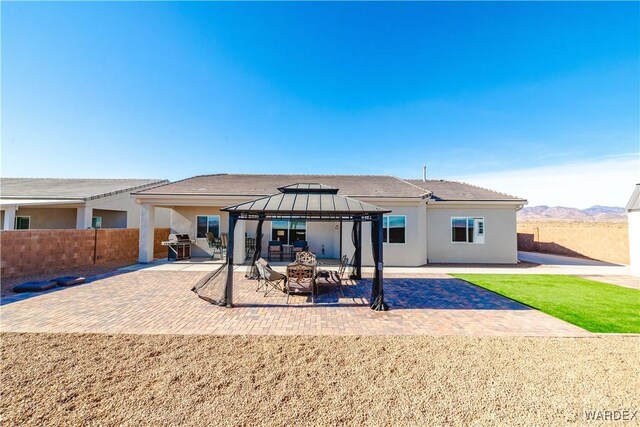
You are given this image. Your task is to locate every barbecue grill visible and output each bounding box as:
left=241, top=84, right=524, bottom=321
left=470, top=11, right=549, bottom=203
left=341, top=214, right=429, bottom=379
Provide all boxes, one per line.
left=161, top=234, right=195, bottom=260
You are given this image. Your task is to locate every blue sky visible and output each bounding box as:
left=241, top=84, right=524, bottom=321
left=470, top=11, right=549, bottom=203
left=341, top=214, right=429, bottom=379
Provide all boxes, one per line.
left=2, top=2, right=639, bottom=207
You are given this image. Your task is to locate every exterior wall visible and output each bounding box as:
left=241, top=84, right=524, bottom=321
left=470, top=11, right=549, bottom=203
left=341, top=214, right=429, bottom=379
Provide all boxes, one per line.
left=517, top=221, right=629, bottom=265
left=167, top=200, right=517, bottom=266
left=88, top=192, right=170, bottom=228
left=629, top=212, right=640, bottom=276
left=426, top=204, right=518, bottom=264
left=1, top=207, right=77, bottom=229
left=170, top=206, right=235, bottom=258
left=0, top=228, right=169, bottom=279
left=170, top=202, right=427, bottom=266
left=92, top=209, right=128, bottom=228
left=0, top=194, right=171, bottom=230
left=357, top=202, right=427, bottom=267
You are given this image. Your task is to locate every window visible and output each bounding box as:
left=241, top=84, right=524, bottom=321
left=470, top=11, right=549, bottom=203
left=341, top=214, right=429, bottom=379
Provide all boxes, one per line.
left=15, top=216, right=30, bottom=230
left=196, top=215, right=220, bottom=239
left=383, top=215, right=406, bottom=244
left=271, top=219, right=306, bottom=244
left=451, top=217, right=485, bottom=244
left=92, top=217, right=102, bottom=229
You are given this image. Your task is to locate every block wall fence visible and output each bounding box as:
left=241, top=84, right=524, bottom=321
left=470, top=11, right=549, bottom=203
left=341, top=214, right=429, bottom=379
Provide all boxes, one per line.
left=0, top=228, right=170, bottom=279
left=517, top=221, right=629, bottom=265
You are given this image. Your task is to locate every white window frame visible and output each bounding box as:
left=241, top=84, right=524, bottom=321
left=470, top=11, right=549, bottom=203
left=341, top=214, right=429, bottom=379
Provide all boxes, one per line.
left=383, top=215, right=407, bottom=245
left=451, top=217, right=485, bottom=244
left=92, top=216, right=102, bottom=229
left=15, top=216, right=30, bottom=230
left=195, top=214, right=221, bottom=239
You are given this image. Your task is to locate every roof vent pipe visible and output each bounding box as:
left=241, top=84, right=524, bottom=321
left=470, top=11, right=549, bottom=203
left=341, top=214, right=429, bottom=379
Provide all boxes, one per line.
left=422, top=166, right=427, bottom=182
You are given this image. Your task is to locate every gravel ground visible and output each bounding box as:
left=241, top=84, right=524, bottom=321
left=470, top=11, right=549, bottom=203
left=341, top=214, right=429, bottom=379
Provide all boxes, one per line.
left=1, top=333, right=638, bottom=426
left=1, top=261, right=133, bottom=298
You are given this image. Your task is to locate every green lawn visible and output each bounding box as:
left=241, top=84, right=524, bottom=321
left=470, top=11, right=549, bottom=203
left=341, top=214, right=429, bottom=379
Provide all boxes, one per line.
left=451, top=274, right=640, bottom=333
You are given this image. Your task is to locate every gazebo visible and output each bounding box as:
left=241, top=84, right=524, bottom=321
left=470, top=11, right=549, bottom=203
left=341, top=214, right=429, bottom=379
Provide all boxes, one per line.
left=193, top=183, right=391, bottom=311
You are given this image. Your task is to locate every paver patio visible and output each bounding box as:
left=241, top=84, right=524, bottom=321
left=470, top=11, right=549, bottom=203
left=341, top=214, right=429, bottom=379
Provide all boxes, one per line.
left=0, top=269, right=589, bottom=336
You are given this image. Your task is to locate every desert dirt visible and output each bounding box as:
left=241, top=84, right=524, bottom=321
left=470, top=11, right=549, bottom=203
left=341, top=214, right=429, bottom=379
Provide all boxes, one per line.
left=2, top=333, right=638, bottom=426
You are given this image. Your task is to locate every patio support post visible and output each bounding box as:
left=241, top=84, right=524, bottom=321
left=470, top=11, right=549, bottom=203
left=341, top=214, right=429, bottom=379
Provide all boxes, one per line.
left=225, top=213, right=239, bottom=308
left=370, top=213, right=388, bottom=311
left=138, top=204, right=155, bottom=263
left=76, top=206, right=93, bottom=229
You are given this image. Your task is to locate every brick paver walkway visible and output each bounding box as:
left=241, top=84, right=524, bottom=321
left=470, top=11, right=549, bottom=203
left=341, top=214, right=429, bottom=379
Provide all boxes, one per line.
left=0, top=271, right=589, bottom=336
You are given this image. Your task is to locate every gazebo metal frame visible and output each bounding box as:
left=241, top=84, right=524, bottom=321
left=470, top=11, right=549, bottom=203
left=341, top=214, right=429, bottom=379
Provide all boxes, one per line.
left=220, top=183, right=391, bottom=311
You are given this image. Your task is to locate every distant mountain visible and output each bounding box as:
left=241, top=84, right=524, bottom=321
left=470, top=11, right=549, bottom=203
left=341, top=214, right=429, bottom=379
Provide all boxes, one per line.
left=518, top=205, right=626, bottom=222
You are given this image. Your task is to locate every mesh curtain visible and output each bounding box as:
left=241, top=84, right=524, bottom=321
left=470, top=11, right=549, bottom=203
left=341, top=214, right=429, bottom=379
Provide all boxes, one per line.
left=245, top=218, right=265, bottom=279
left=192, top=264, right=229, bottom=306
left=349, top=220, right=361, bottom=279
left=369, top=216, right=388, bottom=311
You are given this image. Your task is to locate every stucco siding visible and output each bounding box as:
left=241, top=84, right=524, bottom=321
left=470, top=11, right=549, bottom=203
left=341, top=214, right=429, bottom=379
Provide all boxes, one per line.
left=8, top=207, right=77, bottom=229
left=171, top=206, right=227, bottom=258
left=342, top=203, right=427, bottom=267
left=88, top=192, right=170, bottom=228
left=93, top=209, right=128, bottom=228
left=426, top=204, right=518, bottom=264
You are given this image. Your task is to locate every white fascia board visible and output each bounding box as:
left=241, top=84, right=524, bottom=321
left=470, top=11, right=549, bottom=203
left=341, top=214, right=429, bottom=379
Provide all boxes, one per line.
left=0, top=198, right=85, bottom=208
left=132, top=194, right=258, bottom=207
left=133, top=193, right=426, bottom=208
left=426, top=199, right=527, bottom=208
left=356, top=197, right=425, bottom=207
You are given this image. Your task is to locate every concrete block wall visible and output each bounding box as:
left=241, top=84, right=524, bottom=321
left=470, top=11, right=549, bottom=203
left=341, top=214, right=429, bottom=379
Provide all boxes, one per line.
left=1, top=228, right=170, bottom=279
left=517, top=221, right=629, bottom=265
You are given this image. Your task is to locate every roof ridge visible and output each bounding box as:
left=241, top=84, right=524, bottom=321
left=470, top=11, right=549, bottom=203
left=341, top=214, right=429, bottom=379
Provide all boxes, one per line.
left=189, top=173, right=397, bottom=178
left=444, top=179, right=525, bottom=200
left=0, top=177, right=166, bottom=181
left=85, top=179, right=169, bottom=200
left=405, top=178, right=526, bottom=201
left=392, top=176, right=432, bottom=198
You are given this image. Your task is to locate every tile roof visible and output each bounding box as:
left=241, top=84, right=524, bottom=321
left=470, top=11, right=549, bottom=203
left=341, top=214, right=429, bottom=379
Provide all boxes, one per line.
left=1, top=178, right=168, bottom=201
left=405, top=179, right=526, bottom=202
left=134, top=174, right=429, bottom=198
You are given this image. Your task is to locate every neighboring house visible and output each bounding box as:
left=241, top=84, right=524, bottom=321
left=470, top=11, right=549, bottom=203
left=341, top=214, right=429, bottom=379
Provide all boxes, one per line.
left=0, top=178, right=171, bottom=230
left=132, top=174, right=526, bottom=265
left=626, top=184, right=640, bottom=277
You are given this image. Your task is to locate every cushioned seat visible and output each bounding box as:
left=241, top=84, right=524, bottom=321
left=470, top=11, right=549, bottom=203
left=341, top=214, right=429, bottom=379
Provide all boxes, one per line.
left=52, top=276, right=86, bottom=286
left=13, top=280, right=58, bottom=293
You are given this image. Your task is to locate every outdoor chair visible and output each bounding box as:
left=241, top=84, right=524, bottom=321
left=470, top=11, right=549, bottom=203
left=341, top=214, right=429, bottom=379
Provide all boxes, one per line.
left=295, top=250, right=317, bottom=266
left=268, top=240, right=283, bottom=262
left=255, top=258, right=287, bottom=297
left=291, top=240, right=308, bottom=260
left=221, top=233, right=228, bottom=258
left=207, top=232, right=225, bottom=260
left=285, top=263, right=316, bottom=304
left=245, top=237, right=256, bottom=257
left=316, top=255, right=349, bottom=296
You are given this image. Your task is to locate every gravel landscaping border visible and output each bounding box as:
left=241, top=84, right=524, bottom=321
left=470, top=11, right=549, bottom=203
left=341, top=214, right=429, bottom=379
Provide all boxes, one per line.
left=2, top=333, right=638, bottom=426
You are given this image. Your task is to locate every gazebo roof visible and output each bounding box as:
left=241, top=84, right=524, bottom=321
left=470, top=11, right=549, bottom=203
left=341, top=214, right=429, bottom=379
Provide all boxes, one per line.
left=222, top=183, right=391, bottom=221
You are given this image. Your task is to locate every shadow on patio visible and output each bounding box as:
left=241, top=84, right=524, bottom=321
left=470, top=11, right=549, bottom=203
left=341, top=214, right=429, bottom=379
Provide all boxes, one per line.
left=233, top=276, right=531, bottom=311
